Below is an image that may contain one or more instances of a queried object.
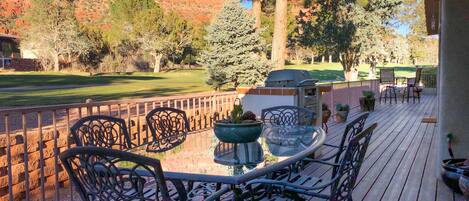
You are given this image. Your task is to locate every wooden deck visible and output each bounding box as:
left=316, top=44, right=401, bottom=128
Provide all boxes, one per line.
left=57, top=95, right=467, bottom=201
left=306, top=95, right=466, bottom=201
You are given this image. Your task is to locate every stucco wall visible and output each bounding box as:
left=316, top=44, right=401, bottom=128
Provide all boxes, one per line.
left=438, top=0, right=469, bottom=165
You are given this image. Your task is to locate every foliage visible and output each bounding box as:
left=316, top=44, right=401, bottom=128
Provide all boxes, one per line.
left=20, top=0, right=91, bottom=72
left=362, top=90, right=376, bottom=99
left=104, top=0, right=156, bottom=48
left=230, top=101, right=244, bottom=124
left=229, top=99, right=256, bottom=123
left=200, top=0, right=272, bottom=89
left=132, top=6, right=192, bottom=72
left=0, top=1, right=23, bottom=34
left=298, top=0, right=401, bottom=81
left=399, top=0, right=438, bottom=65
left=336, top=103, right=350, bottom=111
left=241, top=111, right=257, bottom=121
left=79, top=27, right=110, bottom=69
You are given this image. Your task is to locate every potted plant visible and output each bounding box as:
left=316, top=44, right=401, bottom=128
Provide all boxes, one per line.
left=322, top=104, right=331, bottom=132
left=359, top=90, right=376, bottom=111
left=335, top=103, right=350, bottom=123
left=214, top=99, right=263, bottom=143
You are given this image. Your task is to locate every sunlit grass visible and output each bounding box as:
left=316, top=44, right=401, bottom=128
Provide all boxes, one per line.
left=0, top=63, right=421, bottom=107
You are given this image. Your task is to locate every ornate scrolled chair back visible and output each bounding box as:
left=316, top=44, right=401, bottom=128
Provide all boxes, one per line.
left=70, top=115, right=132, bottom=150
left=330, top=123, right=377, bottom=201
left=60, top=147, right=172, bottom=201
left=261, top=106, right=315, bottom=126
left=145, top=107, right=189, bottom=152
left=335, top=113, right=370, bottom=161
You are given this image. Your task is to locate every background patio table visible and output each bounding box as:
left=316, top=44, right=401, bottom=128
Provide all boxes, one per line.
left=128, top=126, right=326, bottom=185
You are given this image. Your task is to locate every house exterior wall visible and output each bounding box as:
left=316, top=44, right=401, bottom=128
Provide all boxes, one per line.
left=438, top=0, right=469, bottom=168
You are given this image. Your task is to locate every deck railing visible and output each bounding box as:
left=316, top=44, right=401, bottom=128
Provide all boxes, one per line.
left=319, top=79, right=381, bottom=116
left=0, top=91, right=238, bottom=201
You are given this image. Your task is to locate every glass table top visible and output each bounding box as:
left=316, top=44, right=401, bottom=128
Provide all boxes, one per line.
left=130, top=125, right=323, bottom=178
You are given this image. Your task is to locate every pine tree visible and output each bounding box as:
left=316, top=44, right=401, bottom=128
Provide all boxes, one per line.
left=200, top=0, right=271, bottom=90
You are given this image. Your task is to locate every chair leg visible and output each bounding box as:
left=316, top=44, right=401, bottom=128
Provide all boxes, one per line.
left=402, top=87, right=407, bottom=103
left=407, top=86, right=410, bottom=103
left=379, top=90, right=383, bottom=103
left=393, top=87, right=397, bottom=104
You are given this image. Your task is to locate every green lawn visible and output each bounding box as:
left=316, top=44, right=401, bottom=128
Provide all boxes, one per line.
left=286, top=63, right=418, bottom=82
left=0, top=63, right=418, bottom=107
left=0, top=68, right=214, bottom=107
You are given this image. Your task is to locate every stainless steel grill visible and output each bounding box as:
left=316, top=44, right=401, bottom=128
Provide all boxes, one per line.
left=265, top=70, right=320, bottom=122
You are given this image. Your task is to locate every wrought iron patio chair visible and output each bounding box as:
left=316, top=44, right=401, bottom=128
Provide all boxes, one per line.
left=145, top=107, right=190, bottom=153
left=261, top=105, right=315, bottom=126
left=317, top=112, right=369, bottom=163
left=242, top=123, right=378, bottom=200
left=60, top=146, right=229, bottom=201
left=70, top=115, right=133, bottom=150
left=403, top=67, right=423, bottom=103
left=379, top=68, right=398, bottom=104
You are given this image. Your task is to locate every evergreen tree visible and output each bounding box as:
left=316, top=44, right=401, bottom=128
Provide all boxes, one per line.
left=200, top=0, right=271, bottom=90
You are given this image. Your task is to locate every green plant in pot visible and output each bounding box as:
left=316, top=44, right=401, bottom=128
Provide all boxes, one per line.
left=335, top=103, right=350, bottom=123
left=359, top=90, right=376, bottom=112
left=214, top=99, right=263, bottom=143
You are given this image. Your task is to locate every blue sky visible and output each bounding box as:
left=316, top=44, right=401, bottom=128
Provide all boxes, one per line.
left=241, top=0, right=410, bottom=36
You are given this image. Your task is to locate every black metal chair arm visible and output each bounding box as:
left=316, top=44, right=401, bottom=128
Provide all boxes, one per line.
left=204, top=186, right=231, bottom=201
left=245, top=178, right=334, bottom=192
left=323, top=143, right=340, bottom=148
left=301, top=158, right=340, bottom=167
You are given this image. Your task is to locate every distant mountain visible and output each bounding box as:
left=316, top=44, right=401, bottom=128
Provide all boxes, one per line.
left=1, top=0, right=226, bottom=35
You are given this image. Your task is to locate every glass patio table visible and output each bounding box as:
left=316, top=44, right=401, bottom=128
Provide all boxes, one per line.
left=129, top=125, right=326, bottom=185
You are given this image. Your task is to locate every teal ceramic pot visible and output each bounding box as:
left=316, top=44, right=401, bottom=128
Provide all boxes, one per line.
left=214, top=121, right=263, bottom=143
left=460, top=171, right=469, bottom=198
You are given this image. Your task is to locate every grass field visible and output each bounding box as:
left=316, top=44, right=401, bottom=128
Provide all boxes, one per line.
left=0, top=63, right=418, bottom=107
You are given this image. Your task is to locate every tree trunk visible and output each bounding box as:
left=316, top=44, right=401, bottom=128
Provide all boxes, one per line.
left=368, top=56, right=377, bottom=79
left=252, top=0, right=262, bottom=29
left=271, top=0, right=288, bottom=69
left=328, top=55, right=332, bottom=63
left=311, top=51, right=315, bottom=64
left=53, top=54, right=60, bottom=72
left=153, top=54, right=163, bottom=73
left=321, top=56, right=325, bottom=63
left=344, top=69, right=359, bottom=81
left=339, top=52, right=359, bottom=81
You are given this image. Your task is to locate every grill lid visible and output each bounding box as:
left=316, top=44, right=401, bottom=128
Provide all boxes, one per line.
left=265, top=69, right=317, bottom=87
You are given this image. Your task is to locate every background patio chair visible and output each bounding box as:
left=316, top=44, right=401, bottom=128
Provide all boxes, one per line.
left=261, top=105, right=315, bottom=126
left=379, top=68, right=398, bottom=104
left=403, top=67, right=423, bottom=103
left=60, top=146, right=228, bottom=201
left=145, top=107, right=190, bottom=152
left=70, top=115, right=133, bottom=150
left=243, top=123, right=378, bottom=200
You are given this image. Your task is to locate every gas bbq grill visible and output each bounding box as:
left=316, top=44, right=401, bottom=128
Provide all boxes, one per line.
left=264, top=69, right=320, bottom=122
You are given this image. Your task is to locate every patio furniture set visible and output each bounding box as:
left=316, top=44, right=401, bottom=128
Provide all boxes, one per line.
left=379, top=67, right=423, bottom=104
left=60, top=105, right=378, bottom=200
